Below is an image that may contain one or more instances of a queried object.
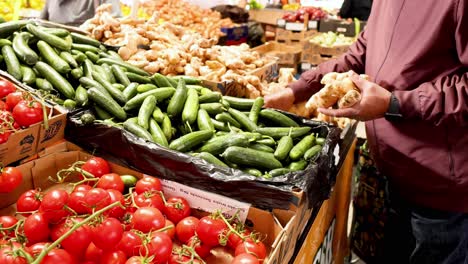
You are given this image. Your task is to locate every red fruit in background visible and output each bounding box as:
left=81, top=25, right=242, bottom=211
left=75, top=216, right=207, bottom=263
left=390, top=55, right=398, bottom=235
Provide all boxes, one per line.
left=81, top=157, right=110, bottom=178
left=92, top=217, right=124, bottom=251
left=0, top=215, right=18, bottom=237
left=0, top=101, right=7, bottom=111
left=0, top=244, right=27, bottom=264
left=85, top=242, right=103, bottom=263
left=5, top=91, right=24, bottom=110
left=235, top=239, right=267, bottom=262
left=39, top=189, right=69, bottom=223
left=41, top=249, right=76, bottom=264
left=164, top=197, right=191, bottom=224
left=163, top=219, right=176, bottom=240
left=176, top=216, right=199, bottom=243
left=195, top=216, right=227, bottom=247
left=51, top=217, right=92, bottom=258
left=16, top=189, right=42, bottom=216
left=106, top=189, right=126, bottom=218
left=83, top=188, right=111, bottom=213
left=12, top=100, right=43, bottom=127
left=0, top=79, right=16, bottom=98
left=141, top=232, right=173, bottom=264
left=187, top=236, right=212, bottom=258
left=97, top=173, right=125, bottom=193
left=24, top=213, right=50, bottom=245
left=232, top=253, right=260, bottom=264
left=117, top=231, right=142, bottom=257
left=68, top=190, right=89, bottom=214
left=0, top=167, right=23, bottom=193
left=134, top=191, right=165, bottom=211
left=0, top=131, right=11, bottom=144
left=100, top=249, right=126, bottom=264
left=135, top=176, right=162, bottom=194
left=131, top=207, right=165, bottom=233
left=28, top=242, right=49, bottom=257
left=227, top=229, right=251, bottom=249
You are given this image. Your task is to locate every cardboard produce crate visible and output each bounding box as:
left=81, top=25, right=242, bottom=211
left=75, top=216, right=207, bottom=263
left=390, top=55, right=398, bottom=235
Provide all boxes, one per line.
left=252, top=41, right=302, bottom=66
left=0, top=141, right=304, bottom=264
left=276, top=28, right=317, bottom=45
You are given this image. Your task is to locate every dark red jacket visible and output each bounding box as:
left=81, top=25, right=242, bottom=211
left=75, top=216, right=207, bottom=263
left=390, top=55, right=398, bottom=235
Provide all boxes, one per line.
left=291, top=0, right=468, bottom=212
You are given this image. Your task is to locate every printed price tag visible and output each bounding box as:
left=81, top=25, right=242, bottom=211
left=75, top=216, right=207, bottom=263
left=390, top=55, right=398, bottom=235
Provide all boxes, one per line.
left=277, top=19, right=286, bottom=27
left=336, top=27, right=347, bottom=33
left=308, top=20, right=318, bottom=29
left=301, top=62, right=312, bottom=71
left=285, top=22, right=305, bottom=31
left=158, top=178, right=251, bottom=223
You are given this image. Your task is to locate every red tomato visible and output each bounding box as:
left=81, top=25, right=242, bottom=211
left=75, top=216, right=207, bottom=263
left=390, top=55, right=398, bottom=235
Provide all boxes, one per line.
left=5, top=91, right=24, bottom=110
left=0, top=167, right=23, bottom=193
left=41, top=248, right=76, bottom=264
left=92, top=217, right=124, bottom=251
left=100, top=249, right=126, bottom=264
left=106, top=189, right=126, bottom=218
left=169, top=254, right=202, bottom=264
left=85, top=242, right=103, bottom=263
left=117, top=231, right=142, bottom=257
left=164, top=197, right=191, bottom=224
left=234, top=239, right=267, bottom=261
left=163, top=219, right=176, bottom=240
left=97, top=173, right=124, bottom=193
left=24, top=213, right=50, bottom=245
left=67, top=190, right=89, bottom=214
left=0, top=215, right=18, bottom=237
left=231, top=253, right=260, bottom=264
left=142, top=232, right=173, bottom=264
left=227, top=228, right=251, bottom=249
left=39, top=189, right=69, bottom=223
left=131, top=207, right=165, bottom=233
left=125, top=256, right=150, bottom=264
left=51, top=218, right=92, bottom=258
left=134, top=191, right=165, bottom=211
left=195, top=216, right=227, bottom=247
left=0, top=244, right=27, bottom=264
left=187, top=236, right=212, bottom=258
left=12, top=100, right=43, bottom=127
left=0, top=131, right=11, bottom=144
left=28, top=242, right=49, bottom=257
left=75, top=184, right=93, bottom=193
left=0, top=79, right=16, bottom=98
left=81, top=157, right=110, bottom=178
left=0, top=101, right=7, bottom=111
left=135, top=177, right=162, bottom=194
left=176, top=216, right=199, bottom=244
left=84, top=188, right=111, bottom=213
left=16, top=189, right=42, bottom=216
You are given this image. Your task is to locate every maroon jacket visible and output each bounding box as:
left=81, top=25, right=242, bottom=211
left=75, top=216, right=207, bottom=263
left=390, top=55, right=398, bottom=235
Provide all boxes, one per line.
left=291, top=0, right=468, bottom=212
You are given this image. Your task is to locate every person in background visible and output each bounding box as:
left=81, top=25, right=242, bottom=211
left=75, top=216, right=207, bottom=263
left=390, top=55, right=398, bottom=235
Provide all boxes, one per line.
left=40, top=0, right=121, bottom=27
left=264, top=0, right=468, bottom=263
left=339, top=0, right=373, bottom=21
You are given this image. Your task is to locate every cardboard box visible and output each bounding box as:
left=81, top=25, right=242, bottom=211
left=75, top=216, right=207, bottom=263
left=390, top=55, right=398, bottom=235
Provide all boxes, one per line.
left=220, top=24, right=249, bottom=46
left=252, top=41, right=302, bottom=65
left=276, top=28, right=317, bottom=45
left=0, top=141, right=303, bottom=264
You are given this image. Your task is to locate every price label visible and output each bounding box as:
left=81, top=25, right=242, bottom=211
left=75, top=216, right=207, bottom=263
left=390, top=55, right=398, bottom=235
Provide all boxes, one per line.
left=285, top=22, right=305, bottom=31
left=308, top=20, right=318, bottom=29
left=277, top=19, right=286, bottom=27
left=336, top=27, right=347, bottom=33
left=301, top=62, right=312, bottom=71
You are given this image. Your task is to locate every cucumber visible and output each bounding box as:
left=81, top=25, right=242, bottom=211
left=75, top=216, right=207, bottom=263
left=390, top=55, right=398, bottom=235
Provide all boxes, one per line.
left=71, top=50, right=87, bottom=63
left=249, top=97, right=264, bottom=124
left=93, top=104, right=112, bottom=120
left=87, top=87, right=127, bottom=120
left=2, top=45, right=22, bottom=80
left=80, top=113, right=95, bottom=125
left=289, top=134, right=316, bottom=160
left=91, top=71, right=127, bottom=104
left=35, top=61, right=75, bottom=98
left=63, top=99, right=77, bottom=109
left=268, top=168, right=292, bottom=177
left=126, top=72, right=151, bottom=84
left=123, top=87, right=175, bottom=111
left=123, top=119, right=153, bottom=142
left=171, top=76, right=201, bottom=85
left=304, top=145, right=322, bottom=161
left=149, top=118, right=168, bottom=147
left=167, top=77, right=178, bottom=88
left=197, top=109, right=214, bottom=131
left=200, top=88, right=213, bottom=96
left=59, top=51, right=78, bottom=68
left=71, top=68, right=83, bottom=79
left=37, top=40, right=71, bottom=74
left=255, top=127, right=312, bottom=139
left=111, top=65, right=131, bottom=86
left=12, top=32, right=38, bottom=65
left=169, top=130, right=214, bottom=152
left=137, top=84, right=157, bottom=93
left=288, top=160, right=308, bottom=171
left=199, top=134, right=251, bottom=155
left=42, top=27, right=69, bottom=37
left=199, top=103, right=224, bottom=115
left=211, top=118, right=229, bottom=132
left=186, top=85, right=204, bottom=92
left=97, top=58, right=149, bottom=76
left=316, top=137, right=325, bottom=146
left=162, top=114, right=173, bottom=141
left=250, top=143, right=275, bottom=153
left=75, top=85, right=88, bottom=106
left=0, top=39, right=11, bottom=48
left=243, top=168, right=263, bottom=177
left=71, top=43, right=101, bottom=54
left=70, top=32, right=101, bottom=47
left=259, top=109, right=299, bottom=127
left=112, top=83, right=125, bottom=91
left=35, top=78, right=54, bottom=91
left=227, top=108, right=257, bottom=132
left=215, top=112, right=240, bottom=128
left=222, top=146, right=283, bottom=170
left=167, top=78, right=188, bottom=118
left=223, top=96, right=255, bottom=110
left=256, top=138, right=276, bottom=148
left=123, top=83, right=139, bottom=101
left=274, top=135, right=293, bottom=161
left=0, top=54, right=3, bottom=63
left=221, top=98, right=230, bottom=109
left=196, top=152, right=228, bottom=167
left=98, top=52, right=114, bottom=59
left=82, top=59, right=94, bottom=78
left=120, top=175, right=138, bottom=188
left=26, top=24, right=71, bottom=50
left=152, top=106, right=165, bottom=123
left=152, top=73, right=173, bottom=88
left=0, top=21, right=30, bottom=38
left=85, top=51, right=99, bottom=63
left=199, top=92, right=221, bottom=103
left=20, top=65, right=36, bottom=85
left=138, top=95, right=156, bottom=130
left=182, top=88, right=199, bottom=124
left=107, top=50, right=122, bottom=61
left=79, top=77, right=112, bottom=98
left=101, top=63, right=116, bottom=83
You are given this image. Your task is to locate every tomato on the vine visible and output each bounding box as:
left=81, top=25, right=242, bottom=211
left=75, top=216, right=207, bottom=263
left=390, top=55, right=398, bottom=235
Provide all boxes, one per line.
left=0, top=79, right=16, bottom=98
left=39, top=189, right=69, bottom=223
left=164, top=197, right=191, bottom=224
left=81, top=157, right=110, bottom=178
left=135, top=177, right=162, bottom=194
left=85, top=242, right=103, bottom=263
left=23, top=213, right=50, bottom=245
left=106, top=189, right=126, bottom=218
left=187, top=236, right=212, bottom=258
left=28, top=242, right=49, bottom=257
left=97, top=173, right=125, bottom=193
left=232, top=253, right=260, bottom=264
left=0, top=215, right=18, bottom=237
left=141, top=232, right=173, bottom=264
left=16, top=189, right=42, bottom=216
left=234, top=238, right=267, bottom=261
left=92, top=217, right=124, bottom=251
left=12, top=100, right=43, bottom=127
left=195, top=216, right=227, bottom=247
left=75, top=184, right=92, bottom=193
left=0, top=131, right=11, bottom=144
left=0, top=167, right=23, bottom=193
left=50, top=217, right=92, bottom=258
left=100, top=249, right=127, bottom=264
left=117, top=231, right=142, bottom=257
left=163, top=219, right=176, bottom=240
left=0, top=101, right=7, bottom=111
left=131, top=207, right=165, bottom=233
left=67, top=190, right=89, bottom=214
left=134, top=191, right=165, bottom=212
left=0, top=244, right=27, bottom=264
left=227, top=228, right=251, bottom=249
left=5, top=91, right=24, bottom=110
left=169, top=254, right=202, bottom=264
left=83, top=188, right=111, bottom=213
left=41, top=248, right=76, bottom=264
left=125, top=256, right=152, bottom=264
left=176, top=216, right=199, bottom=244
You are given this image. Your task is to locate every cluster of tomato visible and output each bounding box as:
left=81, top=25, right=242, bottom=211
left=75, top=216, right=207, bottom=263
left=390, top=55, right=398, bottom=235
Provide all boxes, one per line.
left=0, top=78, right=44, bottom=144
left=282, top=7, right=328, bottom=22
left=0, top=157, right=267, bottom=264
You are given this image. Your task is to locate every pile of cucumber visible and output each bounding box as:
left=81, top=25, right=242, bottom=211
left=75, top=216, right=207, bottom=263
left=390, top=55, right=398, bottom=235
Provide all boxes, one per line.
left=80, top=75, right=325, bottom=178
left=0, top=20, right=147, bottom=109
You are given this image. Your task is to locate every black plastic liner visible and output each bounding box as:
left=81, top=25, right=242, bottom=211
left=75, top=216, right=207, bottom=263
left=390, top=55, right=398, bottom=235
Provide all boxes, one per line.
left=65, top=109, right=342, bottom=210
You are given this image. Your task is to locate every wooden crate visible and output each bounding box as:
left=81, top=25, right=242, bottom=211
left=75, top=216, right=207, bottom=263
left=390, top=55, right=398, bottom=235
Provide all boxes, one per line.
left=252, top=41, right=302, bottom=65
left=275, top=28, right=317, bottom=45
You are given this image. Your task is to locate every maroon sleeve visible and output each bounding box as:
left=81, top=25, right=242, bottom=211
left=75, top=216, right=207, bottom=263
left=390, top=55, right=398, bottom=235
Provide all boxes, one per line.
left=393, top=0, right=468, bottom=126
left=289, top=29, right=368, bottom=103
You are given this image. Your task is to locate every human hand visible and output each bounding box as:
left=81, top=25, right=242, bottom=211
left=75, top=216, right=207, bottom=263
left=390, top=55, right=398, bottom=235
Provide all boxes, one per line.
left=318, top=73, right=392, bottom=121
left=264, top=88, right=295, bottom=111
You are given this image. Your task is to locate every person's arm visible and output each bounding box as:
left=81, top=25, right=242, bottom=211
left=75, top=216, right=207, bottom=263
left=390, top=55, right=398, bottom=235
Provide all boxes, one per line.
left=290, top=28, right=368, bottom=102
left=393, top=0, right=468, bottom=126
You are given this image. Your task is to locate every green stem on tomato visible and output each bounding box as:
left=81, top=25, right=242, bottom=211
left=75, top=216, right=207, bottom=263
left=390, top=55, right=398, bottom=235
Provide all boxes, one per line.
left=31, top=201, right=121, bottom=264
